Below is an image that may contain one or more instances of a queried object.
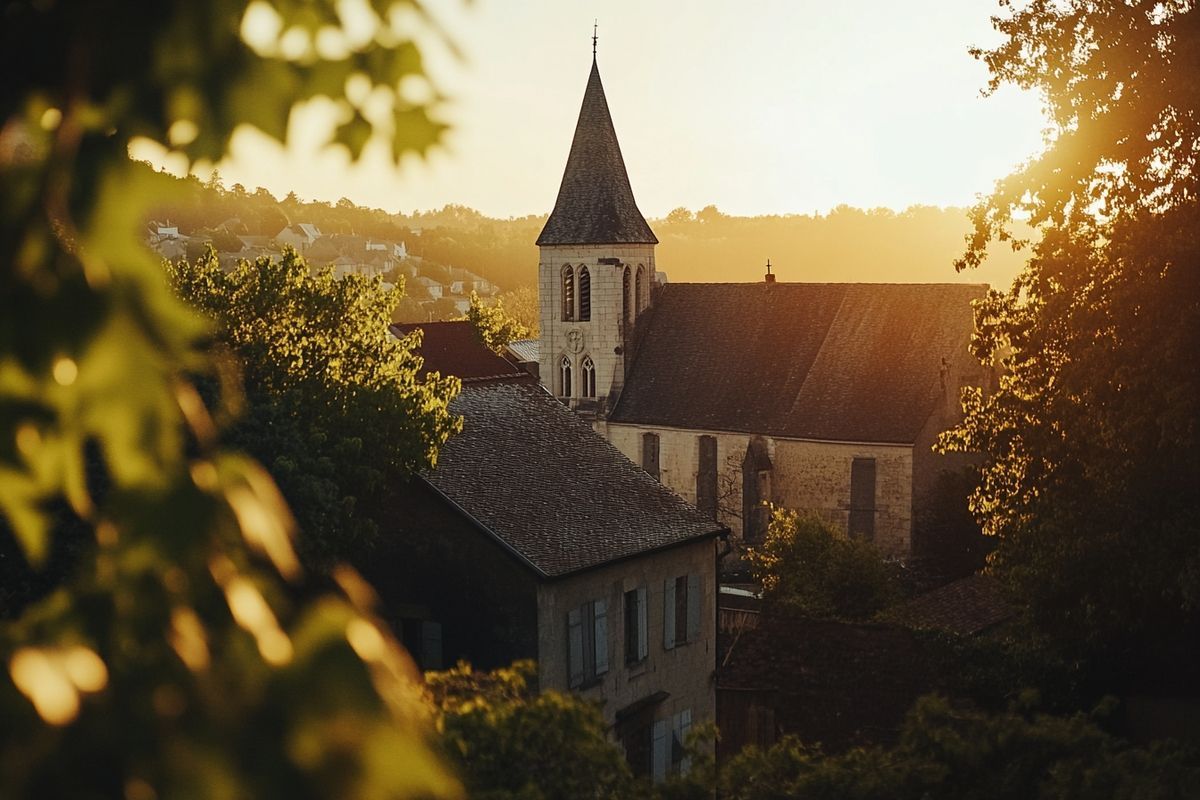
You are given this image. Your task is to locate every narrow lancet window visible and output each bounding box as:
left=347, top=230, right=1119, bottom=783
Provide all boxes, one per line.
left=582, top=355, right=596, bottom=397
left=578, top=266, right=591, bottom=321
left=562, top=266, right=575, bottom=321
left=559, top=354, right=573, bottom=398
left=623, top=266, right=633, bottom=328
left=635, top=265, right=645, bottom=312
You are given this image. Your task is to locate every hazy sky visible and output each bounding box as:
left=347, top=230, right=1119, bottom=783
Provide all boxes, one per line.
left=151, top=0, right=1048, bottom=219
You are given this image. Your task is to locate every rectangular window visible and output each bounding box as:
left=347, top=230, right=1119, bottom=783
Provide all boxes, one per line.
left=624, top=587, right=648, bottom=665
left=663, top=574, right=704, bottom=650
left=849, top=457, right=877, bottom=539
left=567, top=598, right=609, bottom=688
left=650, top=710, right=694, bottom=782
left=672, top=708, right=693, bottom=774
left=642, top=432, right=660, bottom=480
left=696, top=435, right=718, bottom=520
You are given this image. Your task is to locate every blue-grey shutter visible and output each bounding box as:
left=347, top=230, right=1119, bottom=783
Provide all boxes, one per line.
left=686, top=574, right=702, bottom=643
left=568, top=606, right=584, bottom=688
left=677, top=708, right=693, bottom=773
left=663, top=578, right=676, bottom=650
left=636, top=587, right=649, bottom=660
left=651, top=718, right=670, bottom=783
left=420, top=621, right=443, bottom=671
left=593, top=598, right=608, bottom=675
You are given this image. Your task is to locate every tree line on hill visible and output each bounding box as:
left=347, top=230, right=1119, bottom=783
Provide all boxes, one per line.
left=147, top=171, right=1030, bottom=308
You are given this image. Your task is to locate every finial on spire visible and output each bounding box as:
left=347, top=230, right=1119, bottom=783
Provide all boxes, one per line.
left=765, top=258, right=776, bottom=284
left=592, top=20, right=598, bottom=58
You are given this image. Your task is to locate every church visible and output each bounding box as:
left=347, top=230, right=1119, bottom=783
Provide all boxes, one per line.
left=528, top=52, right=989, bottom=561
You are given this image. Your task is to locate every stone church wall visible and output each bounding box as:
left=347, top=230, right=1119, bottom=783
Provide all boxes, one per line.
left=605, top=424, right=914, bottom=557
left=538, top=243, right=656, bottom=408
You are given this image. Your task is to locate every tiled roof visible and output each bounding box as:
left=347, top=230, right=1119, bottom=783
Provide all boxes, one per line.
left=506, top=338, right=540, bottom=364
left=425, top=381, right=723, bottom=578
left=536, top=60, right=658, bottom=246
left=880, top=574, right=1012, bottom=636
left=611, top=282, right=984, bottom=444
left=390, top=322, right=532, bottom=384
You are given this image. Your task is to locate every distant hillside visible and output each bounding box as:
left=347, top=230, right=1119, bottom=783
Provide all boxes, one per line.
left=651, top=205, right=1028, bottom=290
left=146, top=172, right=1028, bottom=299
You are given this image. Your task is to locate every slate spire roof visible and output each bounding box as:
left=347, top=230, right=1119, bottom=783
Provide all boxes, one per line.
left=536, top=59, right=658, bottom=246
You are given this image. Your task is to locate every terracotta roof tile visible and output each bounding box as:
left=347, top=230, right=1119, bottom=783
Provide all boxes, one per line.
left=391, top=321, right=532, bottom=384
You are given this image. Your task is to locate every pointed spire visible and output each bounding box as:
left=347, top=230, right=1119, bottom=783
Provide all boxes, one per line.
left=536, top=58, right=658, bottom=247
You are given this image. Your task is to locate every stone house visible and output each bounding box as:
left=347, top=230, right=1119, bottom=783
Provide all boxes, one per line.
left=274, top=222, right=321, bottom=251
left=533, top=54, right=987, bottom=560
left=375, top=322, right=727, bottom=779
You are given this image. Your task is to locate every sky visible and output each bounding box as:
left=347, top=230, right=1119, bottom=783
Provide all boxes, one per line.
left=143, top=0, right=1049, bottom=220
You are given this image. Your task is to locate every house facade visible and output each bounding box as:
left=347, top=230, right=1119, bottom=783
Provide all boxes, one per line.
left=375, top=322, right=725, bottom=778
left=534, top=55, right=987, bottom=560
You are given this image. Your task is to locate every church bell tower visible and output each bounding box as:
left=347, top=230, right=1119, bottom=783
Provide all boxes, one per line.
left=536, top=41, right=658, bottom=414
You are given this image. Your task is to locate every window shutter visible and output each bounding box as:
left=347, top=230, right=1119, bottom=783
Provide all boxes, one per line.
left=593, top=598, right=608, bottom=675
left=686, top=574, right=702, bottom=643
left=651, top=719, right=670, bottom=783
left=420, top=621, right=443, bottom=671
left=567, top=606, right=584, bottom=688
left=637, top=587, right=649, bottom=661
left=678, top=709, right=693, bottom=773
left=663, top=578, right=676, bottom=650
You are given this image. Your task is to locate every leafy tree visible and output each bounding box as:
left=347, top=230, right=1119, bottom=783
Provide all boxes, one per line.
left=466, top=291, right=533, bottom=353
left=492, top=285, right=540, bottom=337
left=427, top=661, right=636, bottom=800
left=1, top=0, right=462, bottom=796
left=169, top=248, right=461, bottom=569
left=746, top=509, right=904, bottom=620
left=940, top=0, right=1200, bottom=667
left=718, top=695, right=1200, bottom=800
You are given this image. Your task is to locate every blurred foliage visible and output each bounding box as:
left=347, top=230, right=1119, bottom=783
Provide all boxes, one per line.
left=716, top=695, right=1200, bottom=800
left=426, top=660, right=636, bottom=800
left=940, top=0, right=1200, bottom=673
left=465, top=291, right=532, bottom=353
left=1, top=0, right=464, bottom=796
left=746, top=509, right=905, bottom=621
left=169, top=248, right=461, bottom=570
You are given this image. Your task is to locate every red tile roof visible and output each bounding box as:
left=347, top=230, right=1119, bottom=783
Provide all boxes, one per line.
left=390, top=321, right=533, bottom=384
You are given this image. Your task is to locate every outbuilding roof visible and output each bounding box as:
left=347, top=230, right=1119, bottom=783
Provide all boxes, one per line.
left=536, top=59, right=658, bottom=247
left=391, top=322, right=532, bottom=384
left=611, top=282, right=985, bottom=444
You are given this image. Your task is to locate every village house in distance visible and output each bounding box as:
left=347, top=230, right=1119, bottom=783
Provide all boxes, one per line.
left=529, top=53, right=989, bottom=560
left=375, top=322, right=727, bottom=780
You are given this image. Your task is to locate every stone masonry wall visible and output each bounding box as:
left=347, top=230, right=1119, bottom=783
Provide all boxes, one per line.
left=605, top=424, right=914, bottom=557
left=538, top=244, right=656, bottom=409
left=536, top=537, right=717, bottom=731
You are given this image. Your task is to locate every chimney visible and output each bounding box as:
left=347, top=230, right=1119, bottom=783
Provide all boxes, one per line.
left=764, top=258, right=776, bottom=284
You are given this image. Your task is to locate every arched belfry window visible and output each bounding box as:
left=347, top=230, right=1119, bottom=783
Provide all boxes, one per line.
left=559, top=355, right=573, bottom=398
left=635, top=265, right=645, bottom=313
left=622, top=266, right=632, bottom=328
left=561, top=266, right=575, bottom=322
left=581, top=355, right=596, bottom=398
left=578, top=266, right=591, bottom=321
